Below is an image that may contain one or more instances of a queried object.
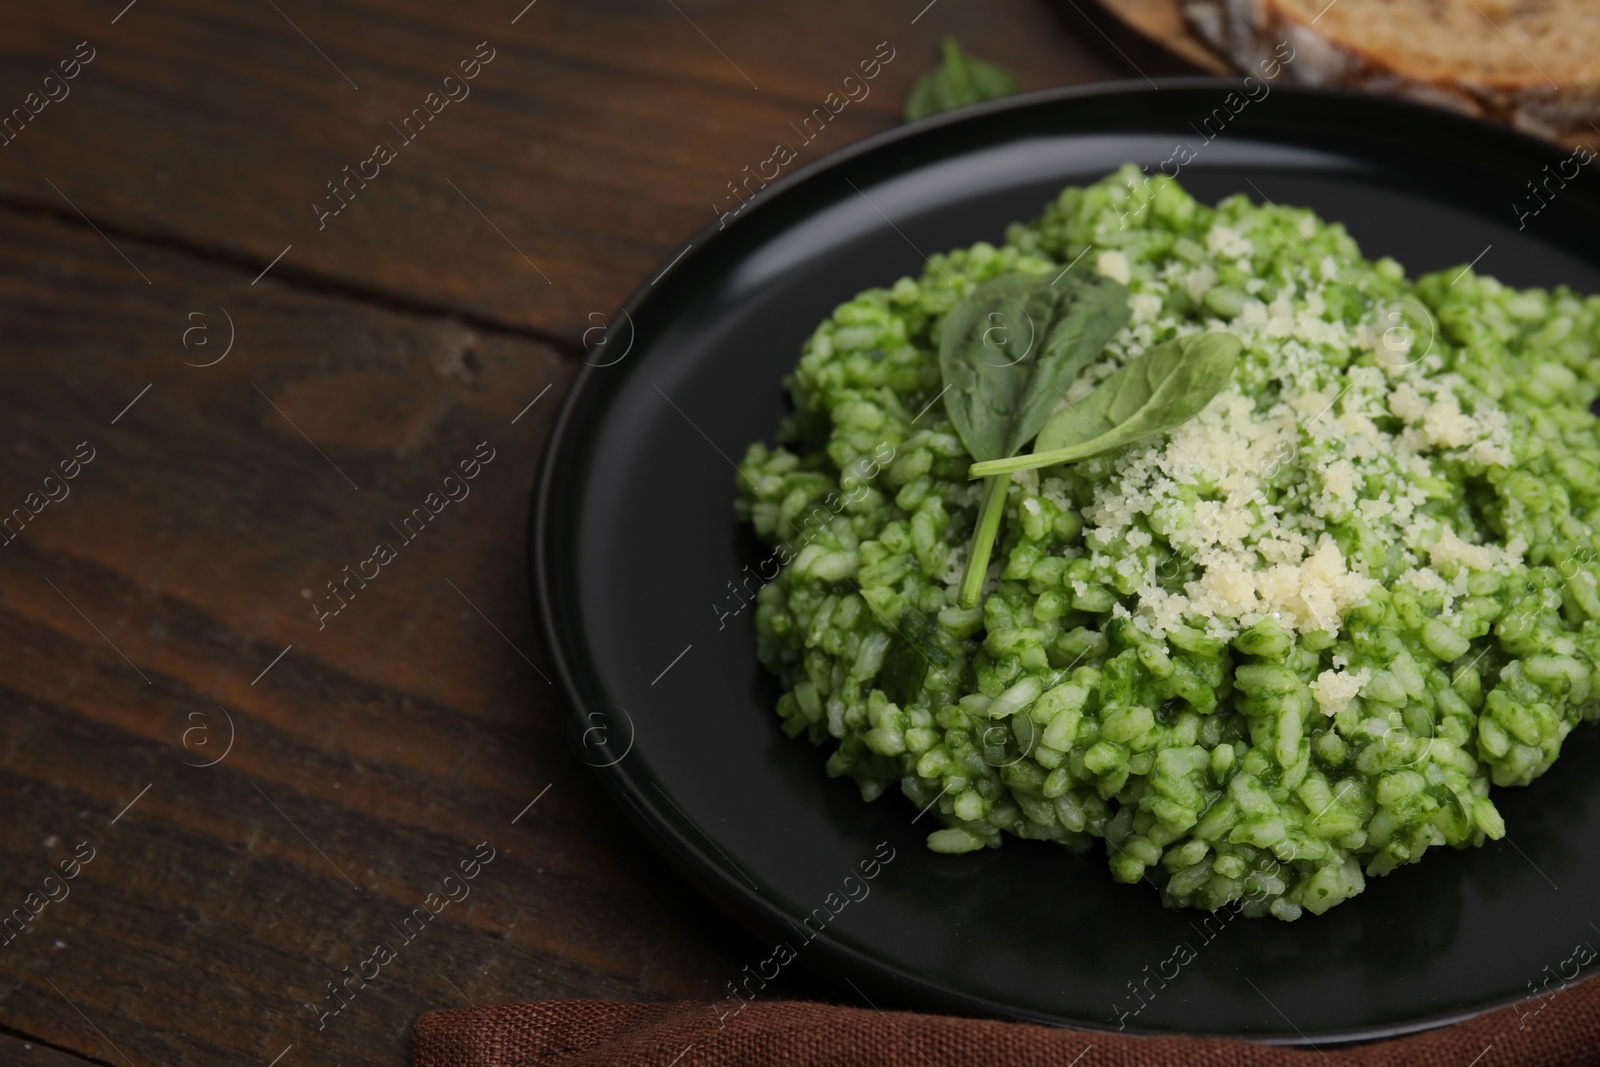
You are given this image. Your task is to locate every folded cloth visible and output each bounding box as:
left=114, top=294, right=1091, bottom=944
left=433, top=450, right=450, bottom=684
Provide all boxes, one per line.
left=414, top=981, right=1600, bottom=1067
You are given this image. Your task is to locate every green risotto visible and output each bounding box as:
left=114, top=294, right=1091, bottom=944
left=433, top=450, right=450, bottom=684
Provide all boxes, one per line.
left=734, top=166, right=1600, bottom=919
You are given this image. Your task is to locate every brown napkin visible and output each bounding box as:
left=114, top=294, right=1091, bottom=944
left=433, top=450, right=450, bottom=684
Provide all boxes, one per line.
left=414, top=980, right=1600, bottom=1066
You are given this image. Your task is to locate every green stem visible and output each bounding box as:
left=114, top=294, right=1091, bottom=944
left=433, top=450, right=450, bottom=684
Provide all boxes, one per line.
left=958, top=474, right=1008, bottom=609
left=941, top=37, right=970, bottom=99
left=968, top=436, right=1116, bottom=479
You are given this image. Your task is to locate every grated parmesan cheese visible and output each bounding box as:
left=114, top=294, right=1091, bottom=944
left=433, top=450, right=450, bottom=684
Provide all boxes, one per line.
left=1184, top=265, right=1218, bottom=303
left=1313, top=667, right=1371, bottom=716
left=1206, top=223, right=1254, bottom=260
left=1428, top=527, right=1522, bottom=572
left=1064, top=274, right=1522, bottom=642
left=1096, top=250, right=1131, bottom=285
left=1321, top=460, right=1356, bottom=502
left=1421, top=397, right=1480, bottom=449
left=1129, top=291, right=1164, bottom=322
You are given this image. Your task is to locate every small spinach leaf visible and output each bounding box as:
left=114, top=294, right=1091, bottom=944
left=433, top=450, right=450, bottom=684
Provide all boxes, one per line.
left=881, top=607, right=950, bottom=705
left=904, top=38, right=1020, bottom=122
left=939, top=273, right=1131, bottom=461
left=939, top=271, right=1130, bottom=608
left=968, top=331, right=1241, bottom=478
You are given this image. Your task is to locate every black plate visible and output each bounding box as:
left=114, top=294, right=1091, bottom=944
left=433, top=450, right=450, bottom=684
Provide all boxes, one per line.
left=533, top=81, right=1600, bottom=1042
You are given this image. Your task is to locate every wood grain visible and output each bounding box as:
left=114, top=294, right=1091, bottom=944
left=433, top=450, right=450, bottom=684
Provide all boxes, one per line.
left=0, top=0, right=1127, bottom=346
left=0, top=1032, right=98, bottom=1067
left=0, top=205, right=843, bottom=1067
left=1092, top=0, right=1230, bottom=74
left=0, top=2, right=1157, bottom=1064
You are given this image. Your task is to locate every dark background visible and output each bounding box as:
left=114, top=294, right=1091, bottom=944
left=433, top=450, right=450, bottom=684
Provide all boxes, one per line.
left=0, top=3, right=1194, bottom=1066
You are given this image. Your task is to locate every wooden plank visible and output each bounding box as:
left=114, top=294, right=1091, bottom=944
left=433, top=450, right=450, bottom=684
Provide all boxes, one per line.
left=0, top=206, right=841, bottom=1067
left=0, top=3, right=1140, bottom=1061
left=1090, top=0, right=1231, bottom=74
left=0, top=1031, right=97, bottom=1067
left=0, top=0, right=1127, bottom=343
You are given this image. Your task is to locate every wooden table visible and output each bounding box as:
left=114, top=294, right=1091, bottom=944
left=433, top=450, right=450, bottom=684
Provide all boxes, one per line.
left=0, top=4, right=1194, bottom=1065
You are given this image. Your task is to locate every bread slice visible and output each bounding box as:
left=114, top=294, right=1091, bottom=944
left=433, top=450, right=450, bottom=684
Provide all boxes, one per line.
left=1183, top=0, right=1600, bottom=146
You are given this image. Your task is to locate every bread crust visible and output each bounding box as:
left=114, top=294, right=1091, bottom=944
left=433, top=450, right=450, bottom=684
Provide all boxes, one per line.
left=1183, top=0, right=1600, bottom=146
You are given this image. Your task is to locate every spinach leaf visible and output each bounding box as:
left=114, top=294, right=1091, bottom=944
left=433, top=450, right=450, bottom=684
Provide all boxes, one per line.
left=968, top=331, right=1241, bottom=478
left=904, top=38, right=1020, bottom=122
left=939, top=273, right=1131, bottom=461
left=880, top=606, right=950, bottom=706
left=939, top=272, right=1130, bottom=607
